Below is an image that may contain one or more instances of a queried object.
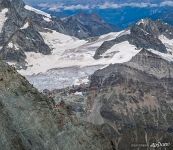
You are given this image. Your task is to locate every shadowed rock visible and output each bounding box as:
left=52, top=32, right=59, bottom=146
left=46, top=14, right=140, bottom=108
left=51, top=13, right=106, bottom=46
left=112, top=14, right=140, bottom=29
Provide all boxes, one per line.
left=94, top=19, right=173, bottom=59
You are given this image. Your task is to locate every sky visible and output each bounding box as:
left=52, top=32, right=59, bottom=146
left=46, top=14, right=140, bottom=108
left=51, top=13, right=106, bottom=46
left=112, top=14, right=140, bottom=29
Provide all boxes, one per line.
left=24, top=0, right=164, bottom=4
left=24, top=0, right=168, bottom=5
left=24, top=0, right=173, bottom=11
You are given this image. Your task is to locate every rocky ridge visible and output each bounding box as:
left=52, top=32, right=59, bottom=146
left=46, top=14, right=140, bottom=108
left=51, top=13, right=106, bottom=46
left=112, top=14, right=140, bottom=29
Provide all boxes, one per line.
left=0, top=59, right=113, bottom=150
left=94, top=19, right=173, bottom=59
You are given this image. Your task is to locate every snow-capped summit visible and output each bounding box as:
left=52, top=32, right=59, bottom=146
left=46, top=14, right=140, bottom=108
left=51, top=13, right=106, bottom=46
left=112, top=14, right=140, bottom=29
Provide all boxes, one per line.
left=24, top=5, right=51, bottom=18
left=94, top=18, right=173, bottom=60
left=136, top=18, right=151, bottom=26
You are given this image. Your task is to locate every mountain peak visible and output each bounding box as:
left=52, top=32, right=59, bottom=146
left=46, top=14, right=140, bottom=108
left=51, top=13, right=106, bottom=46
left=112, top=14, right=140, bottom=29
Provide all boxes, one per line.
left=134, top=18, right=173, bottom=39
left=62, top=12, right=117, bottom=38
left=136, top=18, right=153, bottom=26
left=135, top=18, right=160, bottom=36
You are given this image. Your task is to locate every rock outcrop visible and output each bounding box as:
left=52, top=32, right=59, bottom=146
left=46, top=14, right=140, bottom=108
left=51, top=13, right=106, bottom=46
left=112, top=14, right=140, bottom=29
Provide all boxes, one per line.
left=0, top=0, right=53, bottom=62
left=126, top=49, right=173, bottom=78
left=0, top=59, right=113, bottom=150
left=87, top=49, right=173, bottom=149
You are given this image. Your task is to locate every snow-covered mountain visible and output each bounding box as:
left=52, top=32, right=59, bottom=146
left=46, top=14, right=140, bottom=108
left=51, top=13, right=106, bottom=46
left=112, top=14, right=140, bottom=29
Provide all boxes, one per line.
left=2, top=1, right=173, bottom=148
left=19, top=21, right=173, bottom=90
left=0, top=0, right=116, bottom=64
left=22, top=18, right=173, bottom=90
left=1, top=0, right=173, bottom=91
left=94, top=19, right=173, bottom=59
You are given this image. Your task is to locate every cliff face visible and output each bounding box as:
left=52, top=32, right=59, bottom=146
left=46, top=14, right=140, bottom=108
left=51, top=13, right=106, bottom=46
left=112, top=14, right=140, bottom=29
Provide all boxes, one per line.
left=0, top=60, right=113, bottom=150
left=87, top=50, right=173, bottom=149
left=0, top=0, right=53, bottom=62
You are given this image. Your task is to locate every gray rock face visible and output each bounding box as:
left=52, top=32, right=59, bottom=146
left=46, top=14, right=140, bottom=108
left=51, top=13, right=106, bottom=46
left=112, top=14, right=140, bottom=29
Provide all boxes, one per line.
left=94, top=19, right=173, bottom=59
left=126, top=49, right=173, bottom=78
left=87, top=50, right=173, bottom=149
left=1, top=24, right=51, bottom=62
left=62, top=13, right=118, bottom=39
left=0, top=60, right=112, bottom=150
left=0, top=0, right=53, bottom=62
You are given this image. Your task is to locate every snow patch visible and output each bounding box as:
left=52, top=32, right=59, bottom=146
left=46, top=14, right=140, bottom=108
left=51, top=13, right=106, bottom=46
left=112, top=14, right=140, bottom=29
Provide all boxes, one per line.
left=149, top=49, right=173, bottom=62
left=74, top=77, right=89, bottom=86
left=8, top=42, right=13, bottom=48
left=159, top=35, right=173, bottom=53
left=7, top=42, right=19, bottom=50
left=74, top=92, right=83, bottom=96
left=117, top=30, right=131, bottom=38
left=24, top=5, right=51, bottom=18
left=43, top=17, right=52, bottom=22
left=40, top=30, right=86, bottom=55
left=7, top=62, right=16, bottom=66
left=99, top=32, right=119, bottom=40
left=0, top=8, right=8, bottom=32
left=20, top=22, right=29, bottom=30
left=103, top=41, right=140, bottom=64
left=137, top=19, right=146, bottom=25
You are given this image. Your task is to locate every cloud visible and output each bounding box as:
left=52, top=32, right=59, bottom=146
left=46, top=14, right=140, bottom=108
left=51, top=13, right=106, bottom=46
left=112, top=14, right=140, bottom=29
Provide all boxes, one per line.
left=98, top=2, right=159, bottom=9
left=160, top=1, right=173, bottom=7
left=38, top=3, right=90, bottom=11
left=121, top=3, right=153, bottom=8
left=63, top=4, right=90, bottom=10
left=37, top=3, right=49, bottom=8
left=98, top=2, right=120, bottom=9
left=38, top=3, right=65, bottom=12
left=37, top=1, right=173, bottom=12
